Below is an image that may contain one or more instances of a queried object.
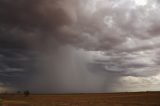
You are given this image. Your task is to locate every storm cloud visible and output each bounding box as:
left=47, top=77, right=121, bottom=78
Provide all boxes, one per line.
left=0, top=0, right=160, bottom=93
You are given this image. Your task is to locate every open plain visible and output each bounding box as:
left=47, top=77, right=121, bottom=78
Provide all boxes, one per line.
left=1, top=92, right=160, bottom=106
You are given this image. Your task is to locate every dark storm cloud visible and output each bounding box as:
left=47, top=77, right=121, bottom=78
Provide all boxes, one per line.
left=0, top=0, right=73, bottom=30
left=0, top=0, right=160, bottom=92
left=0, top=47, right=37, bottom=90
left=0, top=0, right=80, bottom=92
left=0, top=0, right=79, bottom=53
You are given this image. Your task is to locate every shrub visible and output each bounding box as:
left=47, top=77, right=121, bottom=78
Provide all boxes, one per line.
left=24, top=90, right=30, bottom=97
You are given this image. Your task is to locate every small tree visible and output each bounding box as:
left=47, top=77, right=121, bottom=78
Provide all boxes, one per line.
left=17, top=91, right=21, bottom=94
left=24, top=90, right=30, bottom=96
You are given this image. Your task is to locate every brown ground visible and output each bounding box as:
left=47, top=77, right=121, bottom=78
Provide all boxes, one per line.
left=1, top=92, right=160, bottom=106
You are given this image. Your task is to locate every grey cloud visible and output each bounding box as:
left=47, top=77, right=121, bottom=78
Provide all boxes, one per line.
left=0, top=0, right=160, bottom=92
left=0, top=47, right=36, bottom=89
left=0, top=0, right=159, bottom=51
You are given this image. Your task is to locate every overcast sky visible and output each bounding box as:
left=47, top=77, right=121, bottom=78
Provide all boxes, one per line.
left=0, top=0, right=160, bottom=93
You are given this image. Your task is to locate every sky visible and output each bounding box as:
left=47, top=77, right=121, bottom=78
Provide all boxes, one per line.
left=0, top=0, right=160, bottom=93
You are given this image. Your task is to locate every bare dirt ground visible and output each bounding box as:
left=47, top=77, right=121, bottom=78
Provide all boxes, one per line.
left=1, top=92, right=160, bottom=106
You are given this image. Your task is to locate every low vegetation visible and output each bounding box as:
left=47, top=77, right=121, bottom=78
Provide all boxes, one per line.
left=1, top=92, right=160, bottom=106
left=3, top=100, right=30, bottom=106
left=0, top=99, right=2, bottom=106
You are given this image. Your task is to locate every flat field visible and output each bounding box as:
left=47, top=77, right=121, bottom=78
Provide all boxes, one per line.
left=1, top=92, right=160, bottom=106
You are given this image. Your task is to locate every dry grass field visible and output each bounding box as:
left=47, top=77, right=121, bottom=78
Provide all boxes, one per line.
left=1, top=92, right=160, bottom=106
